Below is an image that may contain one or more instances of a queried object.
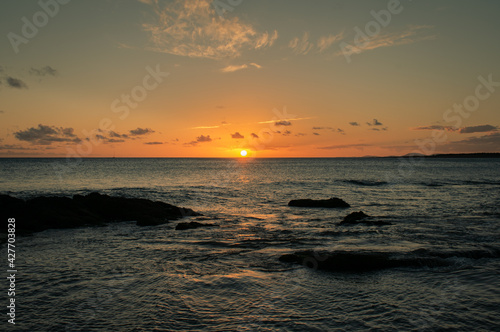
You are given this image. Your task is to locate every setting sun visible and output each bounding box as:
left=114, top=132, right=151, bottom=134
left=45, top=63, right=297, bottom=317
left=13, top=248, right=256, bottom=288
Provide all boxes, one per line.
left=240, top=150, right=248, bottom=157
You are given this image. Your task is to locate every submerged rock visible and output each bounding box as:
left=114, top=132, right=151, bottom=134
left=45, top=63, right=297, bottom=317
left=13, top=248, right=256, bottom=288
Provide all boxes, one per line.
left=175, top=221, right=218, bottom=230
left=339, top=211, right=391, bottom=226
left=288, top=197, right=350, bottom=208
left=0, top=192, right=201, bottom=234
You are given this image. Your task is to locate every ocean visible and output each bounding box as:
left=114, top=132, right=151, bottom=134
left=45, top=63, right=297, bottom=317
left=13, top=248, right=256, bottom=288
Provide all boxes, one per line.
left=1, top=157, right=499, bottom=331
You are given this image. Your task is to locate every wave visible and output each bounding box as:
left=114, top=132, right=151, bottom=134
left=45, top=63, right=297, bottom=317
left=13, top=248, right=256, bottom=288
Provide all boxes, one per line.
left=279, top=247, right=500, bottom=272
left=342, top=180, right=389, bottom=186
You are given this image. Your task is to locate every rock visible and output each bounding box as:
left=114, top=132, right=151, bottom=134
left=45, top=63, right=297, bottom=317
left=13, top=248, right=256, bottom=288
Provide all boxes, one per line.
left=339, top=211, right=391, bottom=226
left=288, top=197, right=350, bottom=208
left=1, top=192, right=201, bottom=234
left=340, top=211, right=370, bottom=224
left=175, top=221, right=218, bottom=230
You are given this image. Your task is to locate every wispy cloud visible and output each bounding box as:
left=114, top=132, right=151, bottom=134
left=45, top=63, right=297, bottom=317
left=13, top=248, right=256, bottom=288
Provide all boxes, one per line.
left=458, top=125, right=498, bottom=134
left=290, top=31, right=343, bottom=55
left=318, top=143, right=371, bottom=150
left=29, top=66, right=57, bottom=77
left=221, top=62, right=262, bottom=73
left=192, top=121, right=230, bottom=129
left=144, top=141, right=164, bottom=145
left=338, top=25, right=436, bottom=58
left=258, top=117, right=313, bottom=124
left=317, top=31, right=344, bottom=52
left=412, top=125, right=455, bottom=131
left=289, top=32, right=314, bottom=55
left=140, top=0, right=278, bottom=59
left=349, top=122, right=360, bottom=126
left=443, top=132, right=500, bottom=152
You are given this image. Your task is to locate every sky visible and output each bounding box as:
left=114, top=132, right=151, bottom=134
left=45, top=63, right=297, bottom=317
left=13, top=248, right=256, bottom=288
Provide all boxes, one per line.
left=0, top=0, right=499, bottom=158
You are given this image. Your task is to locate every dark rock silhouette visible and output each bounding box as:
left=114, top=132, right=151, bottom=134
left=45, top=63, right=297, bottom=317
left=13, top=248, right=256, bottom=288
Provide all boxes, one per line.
left=288, top=197, right=350, bottom=208
left=0, top=192, right=201, bottom=234
left=175, top=221, right=218, bottom=230
left=339, top=211, right=391, bottom=226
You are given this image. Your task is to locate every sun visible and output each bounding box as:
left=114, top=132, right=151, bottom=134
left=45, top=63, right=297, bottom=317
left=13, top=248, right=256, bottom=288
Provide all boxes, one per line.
left=240, top=150, right=248, bottom=157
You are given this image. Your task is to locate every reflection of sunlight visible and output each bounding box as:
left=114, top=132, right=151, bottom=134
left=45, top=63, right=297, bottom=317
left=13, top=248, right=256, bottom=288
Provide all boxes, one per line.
left=237, top=173, right=249, bottom=183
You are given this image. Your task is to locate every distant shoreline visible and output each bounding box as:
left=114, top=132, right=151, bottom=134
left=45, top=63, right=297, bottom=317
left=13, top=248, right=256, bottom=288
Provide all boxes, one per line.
left=0, top=153, right=499, bottom=159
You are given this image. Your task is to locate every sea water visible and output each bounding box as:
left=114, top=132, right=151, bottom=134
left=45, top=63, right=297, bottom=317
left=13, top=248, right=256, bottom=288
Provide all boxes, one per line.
left=1, top=158, right=499, bottom=331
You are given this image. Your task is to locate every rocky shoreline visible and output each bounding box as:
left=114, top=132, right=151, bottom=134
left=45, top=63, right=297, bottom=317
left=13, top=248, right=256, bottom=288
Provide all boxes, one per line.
left=0, top=192, right=201, bottom=235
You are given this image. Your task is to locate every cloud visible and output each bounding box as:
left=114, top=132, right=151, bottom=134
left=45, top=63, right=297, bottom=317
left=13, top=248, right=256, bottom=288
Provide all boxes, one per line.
left=29, top=66, right=58, bottom=77
left=231, top=132, right=244, bottom=139
left=336, top=128, right=345, bottom=135
left=14, top=124, right=80, bottom=145
left=458, top=125, right=498, bottom=134
left=289, top=32, right=314, bottom=55
left=318, top=143, right=371, bottom=150
left=130, top=127, right=155, bottom=136
left=0, top=144, right=37, bottom=151
left=366, top=119, right=383, bottom=126
left=185, top=134, right=213, bottom=146
left=140, top=0, right=278, bottom=59
left=144, top=141, right=164, bottom=145
left=0, top=110, right=4, bottom=114
left=338, top=25, right=436, bottom=58
left=221, top=62, right=262, bottom=73
left=295, top=133, right=306, bottom=136
left=349, top=122, right=360, bottom=126
left=282, top=130, right=292, bottom=136
left=275, top=120, right=292, bottom=126
left=251, top=133, right=259, bottom=138
left=444, top=132, right=500, bottom=152
left=412, top=125, right=456, bottom=131
left=196, top=134, right=212, bottom=142
left=6, top=77, right=28, bottom=89
left=258, top=117, right=313, bottom=124
left=313, top=132, right=320, bottom=136
left=192, top=125, right=220, bottom=129
left=290, top=31, right=343, bottom=55
left=109, top=131, right=129, bottom=138
left=312, top=126, right=332, bottom=130
left=317, top=32, right=344, bottom=52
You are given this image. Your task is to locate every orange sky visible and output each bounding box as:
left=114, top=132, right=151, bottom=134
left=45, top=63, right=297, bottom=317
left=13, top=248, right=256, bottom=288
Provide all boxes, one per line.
left=1, top=0, right=499, bottom=157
